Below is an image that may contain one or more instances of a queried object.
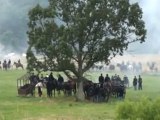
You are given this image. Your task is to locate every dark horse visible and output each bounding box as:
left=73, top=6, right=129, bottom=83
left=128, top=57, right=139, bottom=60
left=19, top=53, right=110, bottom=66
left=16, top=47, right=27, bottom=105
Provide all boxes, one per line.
left=83, top=81, right=110, bottom=102
left=46, top=79, right=58, bottom=97
left=63, top=80, right=76, bottom=96
left=0, top=61, right=1, bottom=69
left=45, top=73, right=58, bottom=97
left=3, top=61, right=8, bottom=70
left=13, top=62, right=24, bottom=69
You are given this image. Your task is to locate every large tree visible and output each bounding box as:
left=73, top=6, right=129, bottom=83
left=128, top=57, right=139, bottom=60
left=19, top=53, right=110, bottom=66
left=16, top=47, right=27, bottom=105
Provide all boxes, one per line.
left=27, top=0, right=146, bottom=101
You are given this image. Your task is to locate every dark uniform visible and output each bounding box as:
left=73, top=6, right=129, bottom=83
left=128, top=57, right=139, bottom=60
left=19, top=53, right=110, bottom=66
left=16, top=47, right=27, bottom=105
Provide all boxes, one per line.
left=138, top=75, right=142, bottom=90
left=133, top=76, right=137, bottom=90
left=105, top=74, right=110, bottom=82
left=58, top=74, right=64, bottom=84
left=99, top=74, right=104, bottom=87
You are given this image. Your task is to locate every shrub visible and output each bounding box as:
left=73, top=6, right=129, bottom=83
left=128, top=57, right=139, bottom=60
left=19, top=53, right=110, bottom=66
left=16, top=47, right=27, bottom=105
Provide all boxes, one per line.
left=116, top=97, right=160, bottom=120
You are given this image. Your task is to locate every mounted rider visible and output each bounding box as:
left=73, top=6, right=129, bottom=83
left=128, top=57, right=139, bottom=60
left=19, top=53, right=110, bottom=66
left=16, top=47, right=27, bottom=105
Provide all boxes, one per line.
left=99, top=73, right=104, bottom=88
left=18, top=59, right=21, bottom=64
left=58, top=74, right=64, bottom=87
left=8, top=59, right=11, bottom=69
left=3, top=59, right=7, bottom=70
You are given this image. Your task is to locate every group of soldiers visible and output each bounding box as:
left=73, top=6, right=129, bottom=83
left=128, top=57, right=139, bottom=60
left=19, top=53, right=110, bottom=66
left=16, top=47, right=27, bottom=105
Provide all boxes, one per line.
left=30, top=72, right=64, bottom=97
left=29, top=72, right=142, bottom=101
left=98, top=73, right=129, bottom=87
left=0, top=59, right=11, bottom=69
left=92, top=73, right=127, bottom=101
left=98, top=73, right=143, bottom=90
left=133, top=75, right=143, bottom=90
left=0, top=59, right=21, bottom=70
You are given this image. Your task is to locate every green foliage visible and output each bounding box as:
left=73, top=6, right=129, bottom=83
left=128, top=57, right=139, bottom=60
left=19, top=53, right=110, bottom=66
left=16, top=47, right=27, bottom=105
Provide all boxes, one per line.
left=27, top=0, right=146, bottom=80
left=27, top=0, right=147, bottom=101
left=116, top=97, right=160, bottom=120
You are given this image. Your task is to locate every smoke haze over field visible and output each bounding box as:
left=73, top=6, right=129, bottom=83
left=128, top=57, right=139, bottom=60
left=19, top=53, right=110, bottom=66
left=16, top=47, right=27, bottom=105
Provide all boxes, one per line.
left=128, top=0, right=160, bottom=54
left=0, top=0, right=47, bottom=54
left=0, top=0, right=159, bottom=54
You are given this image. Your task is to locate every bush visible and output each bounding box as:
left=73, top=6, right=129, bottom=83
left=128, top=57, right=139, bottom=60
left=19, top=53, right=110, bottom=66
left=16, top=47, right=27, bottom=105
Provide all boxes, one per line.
left=116, top=97, right=160, bottom=120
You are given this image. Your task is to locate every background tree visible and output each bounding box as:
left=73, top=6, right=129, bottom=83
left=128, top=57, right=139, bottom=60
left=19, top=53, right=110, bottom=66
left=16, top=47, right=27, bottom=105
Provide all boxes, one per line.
left=27, top=0, right=146, bottom=101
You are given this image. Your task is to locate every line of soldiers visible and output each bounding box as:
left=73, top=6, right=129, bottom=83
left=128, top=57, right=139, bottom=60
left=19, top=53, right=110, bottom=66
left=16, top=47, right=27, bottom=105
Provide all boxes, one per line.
left=98, top=73, right=129, bottom=87
left=98, top=73, right=142, bottom=90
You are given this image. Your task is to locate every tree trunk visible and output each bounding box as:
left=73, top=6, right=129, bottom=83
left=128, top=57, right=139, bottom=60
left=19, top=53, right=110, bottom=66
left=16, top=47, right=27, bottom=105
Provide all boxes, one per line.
left=76, top=80, right=85, bottom=101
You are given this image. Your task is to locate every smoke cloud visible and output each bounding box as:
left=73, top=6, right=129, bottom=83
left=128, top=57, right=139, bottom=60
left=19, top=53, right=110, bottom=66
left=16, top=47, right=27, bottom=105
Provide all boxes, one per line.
left=0, top=0, right=47, bottom=54
left=129, top=0, right=160, bottom=54
left=0, top=0, right=159, bottom=54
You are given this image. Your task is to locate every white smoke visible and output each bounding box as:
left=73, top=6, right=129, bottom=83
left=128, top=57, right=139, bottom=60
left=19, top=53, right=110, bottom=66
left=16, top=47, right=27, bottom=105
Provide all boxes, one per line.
left=0, top=0, right=159, bottom=54
left=129, top=0, right=160, bottom=54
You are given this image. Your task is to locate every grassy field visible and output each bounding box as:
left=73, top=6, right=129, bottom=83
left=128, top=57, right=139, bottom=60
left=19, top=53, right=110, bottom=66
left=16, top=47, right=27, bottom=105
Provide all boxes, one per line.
left=0, top=70, right=160, bottom=120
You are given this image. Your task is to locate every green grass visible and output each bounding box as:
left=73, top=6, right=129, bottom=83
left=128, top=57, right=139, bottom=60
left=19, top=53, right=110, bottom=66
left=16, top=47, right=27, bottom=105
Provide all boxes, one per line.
left=0, top=70, right=160, bottom=120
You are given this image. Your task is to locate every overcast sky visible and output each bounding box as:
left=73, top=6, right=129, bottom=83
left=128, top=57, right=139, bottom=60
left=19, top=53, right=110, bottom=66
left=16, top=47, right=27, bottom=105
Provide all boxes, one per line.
left=0, top=0, right=160, bottom=54
left=128, top=0, right=160, bottom=54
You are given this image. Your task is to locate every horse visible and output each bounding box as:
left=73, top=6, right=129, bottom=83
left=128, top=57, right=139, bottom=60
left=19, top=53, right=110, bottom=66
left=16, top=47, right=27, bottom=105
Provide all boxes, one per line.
left=45, top=79, right=58, bottom=97
left=56, top=82, right=64, bottom=95
left=13, top=62, right=24, bottom=69
left=109, top=64, right=115, bottom=71
left=63, top=80, right=76, bottom=96
left=2, top=62, right=8, bottom=70
left=117, top=63, right=128, bottom=72
left=44, top=73, right=58, bottom=97
left=110, top=80, right=126, bottom=99
left=83, top=79, right=111, bottom=102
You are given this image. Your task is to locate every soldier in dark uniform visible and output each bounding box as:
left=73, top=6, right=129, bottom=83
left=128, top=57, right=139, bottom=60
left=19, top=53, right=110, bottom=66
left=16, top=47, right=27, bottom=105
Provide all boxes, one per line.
left=3, top=59, right=7, bottom=70
left=133, top=76, right=137, bottom=90
left=98, top=74, right=104, bottom=87
left=29, top=73, right=37, bottom=85
left=8, top=59, right=11, bottom=69
left=105, top=74, right=110, bottom=82
left=46, top=72, right=55, bottom=97
left=58, top=74, right=64, bottom=85
left=4, top=59, right=6, bottom=64
left=57, top=74, right=64, bottom=94
left=18, top=59, right=21, bottom=64
left=138, top=75, right=142, bottom=90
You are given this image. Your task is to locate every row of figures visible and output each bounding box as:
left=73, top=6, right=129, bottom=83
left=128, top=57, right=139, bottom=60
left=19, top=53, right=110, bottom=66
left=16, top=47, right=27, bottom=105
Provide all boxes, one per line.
left=0, top=59, right=11, bottom=70
left=98, top=73, right=143, bottom=90
left=98, top=73, right=129, bottom=88
left=30, top=73, right=126, bottom=102
left=0, top=59, right=23, bottom=70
